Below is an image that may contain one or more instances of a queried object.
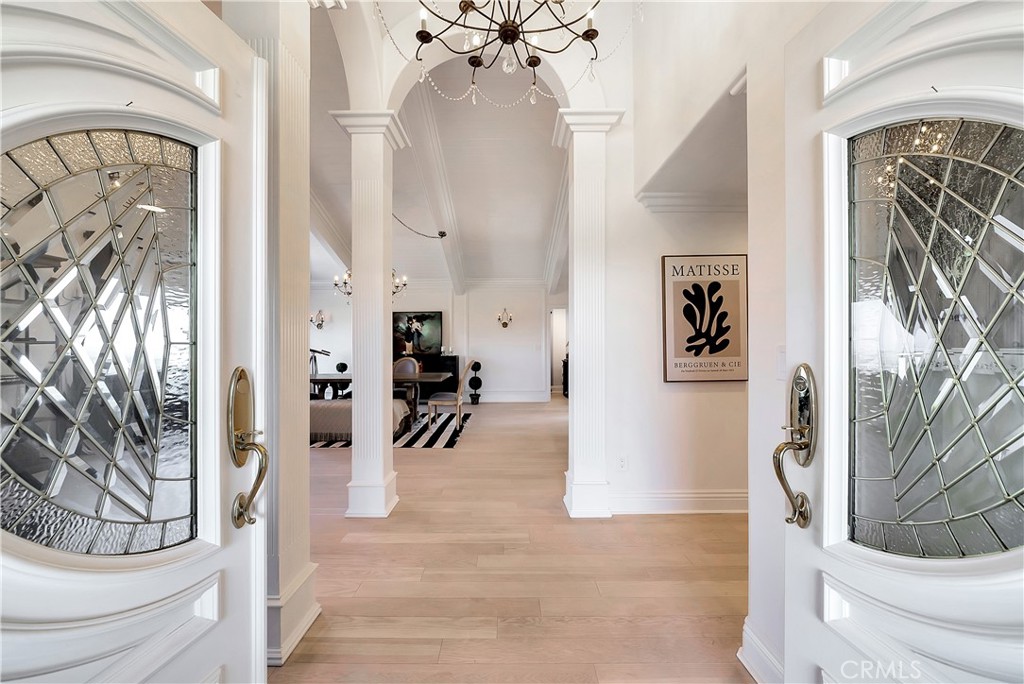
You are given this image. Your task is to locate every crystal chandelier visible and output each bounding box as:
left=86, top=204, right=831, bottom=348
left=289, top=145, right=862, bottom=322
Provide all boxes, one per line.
left=415, top=0, right=601, bottom=92
left=333, top=269, right=409, bottom=299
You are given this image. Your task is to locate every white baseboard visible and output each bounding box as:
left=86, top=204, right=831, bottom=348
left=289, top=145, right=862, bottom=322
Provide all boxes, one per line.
left=611, top=488, right=748, bottom=514
left=346, top=470, right=398, bottom=518
left=737, top=619, right=784, bottom=683
left=477, top=390, right=552, bottom=403
left=267, top=562, right=321, bottom=667
left=564, top=477, right=612, bottom=518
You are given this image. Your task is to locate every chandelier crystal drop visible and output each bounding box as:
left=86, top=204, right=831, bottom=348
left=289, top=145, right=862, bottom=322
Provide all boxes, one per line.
left=415, top=0, right=601, bottom=88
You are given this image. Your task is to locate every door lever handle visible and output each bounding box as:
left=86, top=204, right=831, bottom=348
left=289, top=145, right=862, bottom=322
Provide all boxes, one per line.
left=774, top=440, right=812, bottom=528
left=774, top=364, right=818, bottom=529
left=231, top=438, right=268, bottom=528
left=227, top=367, right=269, bottom=528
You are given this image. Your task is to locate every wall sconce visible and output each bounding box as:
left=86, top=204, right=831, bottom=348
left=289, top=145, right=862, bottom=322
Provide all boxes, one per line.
left=497, top=308, right=513, bottom=328
left=310, top=310, right=326, bottom=329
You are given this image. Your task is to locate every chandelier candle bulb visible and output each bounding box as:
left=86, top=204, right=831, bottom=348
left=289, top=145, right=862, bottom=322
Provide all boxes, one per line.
left=420, top=7, right=427, bottom=30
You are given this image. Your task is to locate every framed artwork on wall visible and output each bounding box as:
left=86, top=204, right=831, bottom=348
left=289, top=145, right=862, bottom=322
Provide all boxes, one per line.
left=662, top=254, right=748, bottom=382
left=393, top=311, right=442, bottom=357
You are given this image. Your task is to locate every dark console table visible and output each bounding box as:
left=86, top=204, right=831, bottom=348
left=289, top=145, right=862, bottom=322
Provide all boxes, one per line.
left=561, top=356, right=569, bottom=397
left=400, top=354, right=460, bottom=399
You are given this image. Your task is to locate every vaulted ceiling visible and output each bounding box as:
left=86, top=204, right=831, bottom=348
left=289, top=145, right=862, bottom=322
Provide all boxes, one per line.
left=308, top=7, right=568, bottom=291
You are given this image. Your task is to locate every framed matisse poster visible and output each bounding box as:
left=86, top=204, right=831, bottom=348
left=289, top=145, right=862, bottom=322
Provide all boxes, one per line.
left=662, top=255, right=748, bottom=382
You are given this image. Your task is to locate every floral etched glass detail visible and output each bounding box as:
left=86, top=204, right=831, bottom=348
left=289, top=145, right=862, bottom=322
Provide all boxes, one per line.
left=1, top=130, right=196, bottom=554
left=849, top=119, right=1024, bottom=557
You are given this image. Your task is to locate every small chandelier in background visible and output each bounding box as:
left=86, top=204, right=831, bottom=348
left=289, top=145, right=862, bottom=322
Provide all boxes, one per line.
left=415, top=0, right=601, bottom=99
left=333, top=269, right=409, bottom=300
left=497, top=308, right=513, bottom=328
left=310, top=310, right=326, bottom=329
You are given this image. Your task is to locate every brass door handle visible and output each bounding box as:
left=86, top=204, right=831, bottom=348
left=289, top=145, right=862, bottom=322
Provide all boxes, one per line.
left=227, top=367, right=269, bottom=528
left=774, top=364, right=817, bottom=529
left=231, top=438, right=268, bottom=528
left=774, top=440, right=812, bottom=528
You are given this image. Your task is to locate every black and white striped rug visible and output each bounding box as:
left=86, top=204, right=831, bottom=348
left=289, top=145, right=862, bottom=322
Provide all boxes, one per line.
left=309, top=413, right=472, bottom=450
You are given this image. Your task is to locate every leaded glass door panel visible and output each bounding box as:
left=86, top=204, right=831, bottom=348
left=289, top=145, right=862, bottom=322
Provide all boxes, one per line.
left=0, top=2, right=268, bottom=682
left=779, top=3, right=1023, bottom=683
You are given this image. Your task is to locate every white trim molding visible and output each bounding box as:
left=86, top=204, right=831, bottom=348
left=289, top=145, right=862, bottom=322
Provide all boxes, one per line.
left=331, top=110, right=410, bottom=150
left=738, top=619, right=785, bottom=684
left=610, top=489, right=748, bottom=514
left=636, top=191, right=747, bottom=214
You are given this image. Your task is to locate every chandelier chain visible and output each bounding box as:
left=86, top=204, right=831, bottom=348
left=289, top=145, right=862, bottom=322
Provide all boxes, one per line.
left=373, top=0, right=641, bottom=109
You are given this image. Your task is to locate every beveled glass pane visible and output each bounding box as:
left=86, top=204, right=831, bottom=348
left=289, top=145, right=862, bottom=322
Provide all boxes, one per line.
left=1, top=156, right=39, bottom=208
left=48, top=173, right=103, bottom=226
left=992, top=437, right=1023, bottom=497
left=1, top=130, right=197, bottom=554
left=947, top=464, right=1005, bottom=518
left=983, top=501, right=1024, bottom=548
left=947, top=514, right=1003, bottom=553
left=3, top=192, right=59, bottom=259
left=976, top=222, right=1023, bottom=292
left=850, top=119, right=1024, bottom=557
left=983, top=127, right=1024, bottom=175
left=50, top=133, right=102, bottom=174
left=946, top=160, right=1005, bottom=216
left=9, top=140, right=68, bottom=188
left=4, top=429, right=60, bottom=491
left=899, top=162, right=942, bottom=211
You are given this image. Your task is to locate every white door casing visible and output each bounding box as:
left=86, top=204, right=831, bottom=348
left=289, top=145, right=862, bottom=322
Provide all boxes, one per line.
left=1, top=2, right=268, bottom=682
left=783, top=3, right=1023, bottom=683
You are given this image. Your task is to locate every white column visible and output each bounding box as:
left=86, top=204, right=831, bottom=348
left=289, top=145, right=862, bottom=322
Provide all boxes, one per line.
left=220, top=1, right=320, bottom=666
left=553, top=109, right=624, bottom=518
left=332, top=112, right=409, bottom=518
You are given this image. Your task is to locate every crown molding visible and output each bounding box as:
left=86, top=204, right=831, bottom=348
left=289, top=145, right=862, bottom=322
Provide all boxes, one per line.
left=463, top=278, right=546, bottom=289
left=403, top=85, right=467, bottom=295
left=309, top=188, right=351, bottom=267
left=330, top=110, right=410, bottom=150
left=636, top=191, right=747, bottom=214
left=552, top=109, right=625, bottom=149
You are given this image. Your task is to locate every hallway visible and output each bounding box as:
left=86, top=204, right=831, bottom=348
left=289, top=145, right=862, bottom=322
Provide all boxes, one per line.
left=272, top=399, right=752, bottom=683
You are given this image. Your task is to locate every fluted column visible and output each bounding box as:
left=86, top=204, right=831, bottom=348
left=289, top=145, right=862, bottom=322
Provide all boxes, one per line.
left=554, top=109, right=624, bottom=518
left=331, top=112, right=409, bottom=517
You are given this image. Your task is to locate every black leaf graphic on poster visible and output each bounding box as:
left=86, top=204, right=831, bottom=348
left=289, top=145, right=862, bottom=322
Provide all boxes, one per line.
left=681, top=281, right=731, bottom=356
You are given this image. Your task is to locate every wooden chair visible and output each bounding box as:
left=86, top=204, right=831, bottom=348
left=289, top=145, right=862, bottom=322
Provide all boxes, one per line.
left=427, top=358, right=475, bottom=428
left=393, top=357, right=420, bottom=414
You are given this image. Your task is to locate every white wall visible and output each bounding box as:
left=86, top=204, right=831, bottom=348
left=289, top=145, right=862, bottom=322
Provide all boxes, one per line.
left=309, top=285, right=352, bottom=372
left=465, top=286, right=550, bottom=403
left=550, top=308, right=567, bottom=389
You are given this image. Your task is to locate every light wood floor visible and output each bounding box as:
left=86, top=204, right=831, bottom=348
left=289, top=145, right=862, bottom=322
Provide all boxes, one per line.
left=271, top=397, right=753, bottom=684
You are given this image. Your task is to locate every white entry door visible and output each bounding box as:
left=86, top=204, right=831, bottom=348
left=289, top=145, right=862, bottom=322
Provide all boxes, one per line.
left=1, top=2, right=268, bottom=682
left=781, top=3, right=1023, bottom=683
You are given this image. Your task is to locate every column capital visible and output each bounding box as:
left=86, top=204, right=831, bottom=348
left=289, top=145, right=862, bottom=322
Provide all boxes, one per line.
left=552, top=109, right=625, bottom=149
left=331, top=110, right=410, bottom=150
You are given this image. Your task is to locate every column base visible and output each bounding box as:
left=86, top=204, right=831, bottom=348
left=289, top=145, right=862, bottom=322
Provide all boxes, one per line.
left=267, top=562, right=321, bottom=666
left=563, top=474, right=612, bottom=518
left=346, top=470, right=399, bottom=517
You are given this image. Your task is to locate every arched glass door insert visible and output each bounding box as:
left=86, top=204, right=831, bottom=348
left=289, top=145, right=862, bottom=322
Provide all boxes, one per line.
left=849, top=119, right=1023, bottom=557
left=1, top=130, right=196, bottom=554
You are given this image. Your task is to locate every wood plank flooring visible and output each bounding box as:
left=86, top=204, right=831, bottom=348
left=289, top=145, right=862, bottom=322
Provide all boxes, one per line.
left=271, top=398, right=753, bottom=684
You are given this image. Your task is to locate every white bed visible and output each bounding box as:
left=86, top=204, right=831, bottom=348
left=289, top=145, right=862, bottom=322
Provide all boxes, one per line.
left=309, top=399, right=411, bottom=442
